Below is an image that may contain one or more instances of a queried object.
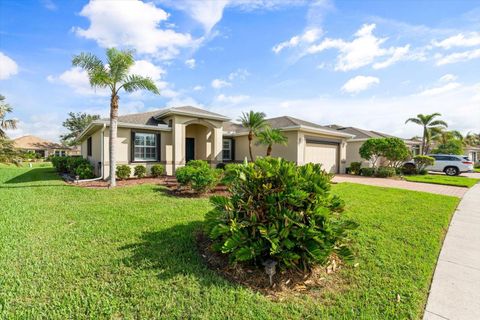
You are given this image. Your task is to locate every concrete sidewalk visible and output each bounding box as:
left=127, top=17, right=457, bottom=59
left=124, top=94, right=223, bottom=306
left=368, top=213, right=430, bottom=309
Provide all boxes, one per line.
left=424, top=184, right=480, bottom=320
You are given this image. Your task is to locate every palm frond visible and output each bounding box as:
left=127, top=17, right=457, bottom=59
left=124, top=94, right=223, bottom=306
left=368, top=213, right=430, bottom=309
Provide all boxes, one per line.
left=106, top=48, right=135, bottom=83
left=429, top=120, right=448, bottom=128
left=120, top=75, right=159, bottom=94
left=72, top=52, right=104, bottom=73
left=405, top=118, right=422, bottom=125
left=238, top=111, right=268, bottom=132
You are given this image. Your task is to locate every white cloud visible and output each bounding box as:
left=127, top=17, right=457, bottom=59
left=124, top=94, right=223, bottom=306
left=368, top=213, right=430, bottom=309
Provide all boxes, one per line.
left=435, top=48, right=480, bottom=65
left=193, top=85, right=204, bottom=91
left=211, top=78, right=232, bottom=89
left=129, top=59, right=166, bottom=81
left=0, top=52, right=19, bottom=80
left=341, top=76, right=379, bottom=93
left=41, top=0, right=57, bottom=11
left=215, top=94, right=250, bottom=104
left=372, top=45, right=411, bottom=69
left=433, top=32, right=480, bottom=49
left=439, top=74, right=457, bottom=83
left=228, top=68, right=250, bottom=81
left=185, top=58, right=196, bottom=69
left=273, top=28, right=322, bottom=54
left=419, top=82, right=461, bottom=96
left=6, top=113, right=65, bottom=142
left=74, top=0, right=197, bottom=59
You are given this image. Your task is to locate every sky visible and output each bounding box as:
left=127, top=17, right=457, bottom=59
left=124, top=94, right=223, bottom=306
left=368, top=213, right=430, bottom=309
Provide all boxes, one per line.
left=0, top=0, right=479, bottom=142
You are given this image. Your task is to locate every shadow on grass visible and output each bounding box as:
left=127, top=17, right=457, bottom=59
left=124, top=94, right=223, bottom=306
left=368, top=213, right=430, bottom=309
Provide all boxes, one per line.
left=120, top=221, right=234, bottom=287
left=4, top=167, right=60, bottom=184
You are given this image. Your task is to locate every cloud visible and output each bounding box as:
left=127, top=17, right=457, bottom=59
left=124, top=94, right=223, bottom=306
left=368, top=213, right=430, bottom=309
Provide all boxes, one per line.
left=74, top=0, right=197, bottom=59
left=372, top=45, right=411, bottom=69
left=185, top=58, right=196, bottom=69
left=41, top=0, right=57, bottom=11
left=6, top=113, right=65, bottom=142
left=193, top=85, right=204, bottom=91
left=215, top=94, right=250, bottom=104
left=435, top=48, right=480, bottom=65
left=439, top=74, right=457, bottom=83
left=228, top=68, right=250, bottom=81
left=211, top=78, right=232, bottom=89
left=418, top=82, right=461, bottom=96
left=0, top=52, right=19, bottom=80
left=273, top=28, right=322, bottom=54
left=341, top=76, right=379, bottom=93
left=432, top=32, right=480, bottom=49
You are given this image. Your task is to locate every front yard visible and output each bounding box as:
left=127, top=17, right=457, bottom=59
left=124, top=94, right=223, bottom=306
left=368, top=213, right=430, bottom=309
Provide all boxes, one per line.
left=0, top=165, right=459, bottom=319
left=404, top=174, right=479, bottom=188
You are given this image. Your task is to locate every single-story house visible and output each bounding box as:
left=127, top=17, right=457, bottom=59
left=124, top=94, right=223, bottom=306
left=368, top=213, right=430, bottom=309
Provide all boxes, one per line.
left=13, top=135, right=74, bottom=158
left=77, top=106, right=354, bottom=178
left=465, top=146, right=480, bottom=163
left=326, top=125, right=422, bottom=167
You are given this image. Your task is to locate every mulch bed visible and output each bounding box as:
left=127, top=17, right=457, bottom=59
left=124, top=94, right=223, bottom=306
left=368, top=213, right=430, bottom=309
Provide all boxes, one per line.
left=73, top=177, right=170, bottom=189
left=196, top=232, right=348, bottom=300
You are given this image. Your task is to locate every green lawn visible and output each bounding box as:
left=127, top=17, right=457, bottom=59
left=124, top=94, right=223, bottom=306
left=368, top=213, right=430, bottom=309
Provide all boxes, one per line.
left=0, top=165, right=459, bottom=319
left=475, top=168, right=480, bottom=173
left=404, top=174, right=479, bottom=188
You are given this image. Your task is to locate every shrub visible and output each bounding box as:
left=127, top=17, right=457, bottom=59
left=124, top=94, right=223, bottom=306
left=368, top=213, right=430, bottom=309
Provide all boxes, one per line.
left=375, top=166, right=396, bottom=178
left=349, top=162, right=361, bottom=175
left=75, top=163, right=95, bottom=179
left=360, top=167, right=375, bottom=177
left=474, top=162, right=480, bottom=169
left=133, top=165, right=147, bottom=178
left=216, top=162, right=226, bottom=170
left=414, top=155, right=435, bottom=172
left=432, top=140, right=463, bottom=155
left=359, top=139, right=387, bottom=168
left=418, top=169, right=428, bottom=175
left=116, top=165, right=131, bottom=180
left=204, top=157, right=357, bottom=269
left=176, top=160, right=220, bottom=193
left=51, top=156, right=69, bottom=173
left=401, top=163, right=417, bottom=175
left=359, top=137, right=409, bottom=168
left=150, top=164, right=165, bottom=177
left=66, top=156, right=88, bottom=174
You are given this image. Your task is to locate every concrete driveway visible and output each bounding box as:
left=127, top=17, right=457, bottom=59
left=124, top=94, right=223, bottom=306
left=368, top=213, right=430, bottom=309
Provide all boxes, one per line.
left=332, top=174, right=468, bottom=197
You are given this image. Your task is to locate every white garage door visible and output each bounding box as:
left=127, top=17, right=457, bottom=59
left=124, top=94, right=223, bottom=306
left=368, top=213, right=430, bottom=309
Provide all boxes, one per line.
left=304, top=142, right=339, bottom=173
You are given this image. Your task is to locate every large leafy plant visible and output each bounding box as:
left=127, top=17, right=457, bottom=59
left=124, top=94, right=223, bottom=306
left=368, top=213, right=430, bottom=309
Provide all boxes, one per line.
left=205, top=157, right=358, bottom=269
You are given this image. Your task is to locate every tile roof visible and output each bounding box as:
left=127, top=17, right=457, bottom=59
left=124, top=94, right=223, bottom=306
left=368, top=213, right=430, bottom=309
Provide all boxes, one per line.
left=326, top=125, right=396, bottom=139
left=13, top=135, right=66, bottom=150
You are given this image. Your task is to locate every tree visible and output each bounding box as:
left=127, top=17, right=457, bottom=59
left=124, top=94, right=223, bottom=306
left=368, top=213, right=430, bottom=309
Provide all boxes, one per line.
left=0, top=138, right=21, bottom=165
left=432, top=140, right=464, bottom=155
left=60, top=112, right=100, bottom=146
left=238, top=110, right=268, bottom=161
left=0, top=94, right=17, bottom=139
left=256, top=127, right=288, bottom=156
left=405, top=113, right=448, bottom=155
left=72, top=48, right=159, bottom=187
left=383, top=137, right=410, bottom=168
left=359, top=138, right=388, bottom=168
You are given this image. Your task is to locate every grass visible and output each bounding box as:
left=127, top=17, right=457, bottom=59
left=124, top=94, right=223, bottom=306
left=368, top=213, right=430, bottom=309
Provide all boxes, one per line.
left=404, top=174, right=479, bottom=188
left=475, top=168, right=480, bottom=173
left=0, top=165, right=459, bottom=319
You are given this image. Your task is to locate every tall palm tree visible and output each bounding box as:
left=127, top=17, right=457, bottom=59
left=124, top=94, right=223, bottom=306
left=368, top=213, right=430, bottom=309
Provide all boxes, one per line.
left=405, top=113, right=448, bottom=155
left=0, top=94, right=17, bottom=139
left=238, top=110, right=268, bottom=161
left=73, top=48, right=159, bottom=187
left=256, top=127, right=288, bottom=156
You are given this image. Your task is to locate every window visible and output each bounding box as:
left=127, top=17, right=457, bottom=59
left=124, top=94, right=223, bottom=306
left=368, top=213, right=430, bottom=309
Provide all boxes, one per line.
left=87, top=137, right=92, bottom=156
left=55, top=150, right=66, bottom=157
left=411, top=145, right=420, bottom=156
left=133, top=132, right=158, bottom=161
left=222, top=139, right=232, bottom=161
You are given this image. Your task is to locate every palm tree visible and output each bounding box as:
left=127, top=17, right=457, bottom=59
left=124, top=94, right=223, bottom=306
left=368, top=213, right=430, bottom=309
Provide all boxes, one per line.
left=405, top=113, right=448, bottom=155
left=256, top=127, right=288, bottom=156
left=73, top=48, right=159, bottom=187
left=238, top=110, right=268, bottom=161
left=0, top=95, right=17, bottom=139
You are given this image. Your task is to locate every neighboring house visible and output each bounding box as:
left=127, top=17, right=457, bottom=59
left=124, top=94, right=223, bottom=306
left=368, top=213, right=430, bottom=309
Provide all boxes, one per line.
left=77, top=106, right=354, bottom=178
left=326, top=125, right=422, bottom=167
left=465, top=146, right=480, bottom=163
left=13, top=135, right=73, bottom=158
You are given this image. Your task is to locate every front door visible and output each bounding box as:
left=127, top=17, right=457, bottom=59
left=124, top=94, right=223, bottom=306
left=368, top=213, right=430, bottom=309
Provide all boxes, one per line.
left=186, top=138, right=195, bottom=163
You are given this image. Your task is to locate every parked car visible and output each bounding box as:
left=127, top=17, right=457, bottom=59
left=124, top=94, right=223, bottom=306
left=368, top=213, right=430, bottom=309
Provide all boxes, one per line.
left=405, top=154, right=474, bottom=176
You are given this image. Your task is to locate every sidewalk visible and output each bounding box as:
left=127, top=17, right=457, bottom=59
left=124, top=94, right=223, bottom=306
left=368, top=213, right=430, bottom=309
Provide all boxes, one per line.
left=423, top=184, right=480, bottom=320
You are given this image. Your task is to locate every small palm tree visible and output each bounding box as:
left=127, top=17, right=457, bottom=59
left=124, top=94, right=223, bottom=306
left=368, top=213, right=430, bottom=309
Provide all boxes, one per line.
left=238, top=110, right=268, bottom=161
left=0, top=95, right=17, bottom=139
left=73, top=48, right=159, bottom=187
left=256, top=128, right=288, bottom=156
left=405, top=113, right=448, bottom=155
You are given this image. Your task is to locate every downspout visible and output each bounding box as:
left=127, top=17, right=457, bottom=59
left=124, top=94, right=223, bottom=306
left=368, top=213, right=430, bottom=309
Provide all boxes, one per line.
left=75, top=123, right=106, bottom=183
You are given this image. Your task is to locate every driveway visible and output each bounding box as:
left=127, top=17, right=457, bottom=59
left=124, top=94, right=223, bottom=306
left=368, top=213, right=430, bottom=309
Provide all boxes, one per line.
left=332, top=174, right=468, bottom=197
left=423, top=184, right=480, bottom=320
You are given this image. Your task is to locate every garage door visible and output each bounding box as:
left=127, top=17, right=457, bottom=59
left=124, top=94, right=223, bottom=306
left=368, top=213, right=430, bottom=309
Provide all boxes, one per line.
left=304, top=142, right=339, bottom=173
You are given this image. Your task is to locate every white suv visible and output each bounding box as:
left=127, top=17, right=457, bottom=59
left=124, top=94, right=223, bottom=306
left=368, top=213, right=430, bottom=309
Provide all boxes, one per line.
left=413, top=154, right=474, bottom=176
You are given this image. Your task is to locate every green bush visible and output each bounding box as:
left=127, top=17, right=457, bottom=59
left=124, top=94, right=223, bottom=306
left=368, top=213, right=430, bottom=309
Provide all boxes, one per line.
left=418, top=169, right=428, bottom=175
left=51, top=156, right=69, bottom=173
left=66, top=156, right=88, bottom=174
left=134, top=165, right=147, bottom=178
left=150, top=164, right=165, bottom=177
left=176, top=160, right=220, bottom=193
left=349, top=162, right=361, bottom=175
left=205, top=157, right=357, bottom=269
left=116, top=165, right=131, bottom=180
left=474, top=162, right=480, bottom=169
left=401, top=163, right=417, bottom=175
left=375, top=166, right=396, bottom=178
left=360, top=167, right=375, bottom=177
left=414, top=155, right=435, bottom=172
left=75, top=163, right=95, bottom=179
left=432, top=140, right=463, bottom=155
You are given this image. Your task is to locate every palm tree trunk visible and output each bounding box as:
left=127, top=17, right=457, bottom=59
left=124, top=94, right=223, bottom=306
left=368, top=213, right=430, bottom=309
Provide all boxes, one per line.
left=266, top=145, right=272, bottom=156
left=422, top=126, right=427, bottom=155
left=109, top=94, right=119, bottom=188
left=248, top=131, right=254, bottom=161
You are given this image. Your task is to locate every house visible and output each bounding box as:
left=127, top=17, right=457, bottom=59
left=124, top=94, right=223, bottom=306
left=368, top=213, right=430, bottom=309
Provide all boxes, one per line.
left=465, top=146, right=480, bottom=163
left=77, top=106, right=354, bottom=178
left=326, top=125, right=422, bottom=167
left=13, top=135, right=74, bottom=158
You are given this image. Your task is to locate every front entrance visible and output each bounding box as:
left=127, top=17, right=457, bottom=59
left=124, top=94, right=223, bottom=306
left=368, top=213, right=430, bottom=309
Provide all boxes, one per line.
left=186, top=138, right=195, bottom=162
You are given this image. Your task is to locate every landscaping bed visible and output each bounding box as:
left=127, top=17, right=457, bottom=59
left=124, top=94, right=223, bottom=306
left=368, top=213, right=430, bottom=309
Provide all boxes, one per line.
left=403, top=174, right=479, bottom=188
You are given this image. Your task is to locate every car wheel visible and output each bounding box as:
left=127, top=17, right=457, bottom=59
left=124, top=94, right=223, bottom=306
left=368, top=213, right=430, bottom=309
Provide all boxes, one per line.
left=444, top=166, right=459, bottom=176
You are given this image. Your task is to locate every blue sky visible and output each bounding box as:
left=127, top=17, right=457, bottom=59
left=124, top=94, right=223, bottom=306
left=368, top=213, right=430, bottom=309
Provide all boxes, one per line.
left=1, top=0, right=479, bottom=142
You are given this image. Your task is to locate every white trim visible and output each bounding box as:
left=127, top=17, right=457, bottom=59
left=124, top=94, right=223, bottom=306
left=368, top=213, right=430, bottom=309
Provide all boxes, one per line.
left=77, top=120, right=171, bottom=142
left=154, top=108, right=230, bottom=122
left=223, top=125, right=353, bottom=139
